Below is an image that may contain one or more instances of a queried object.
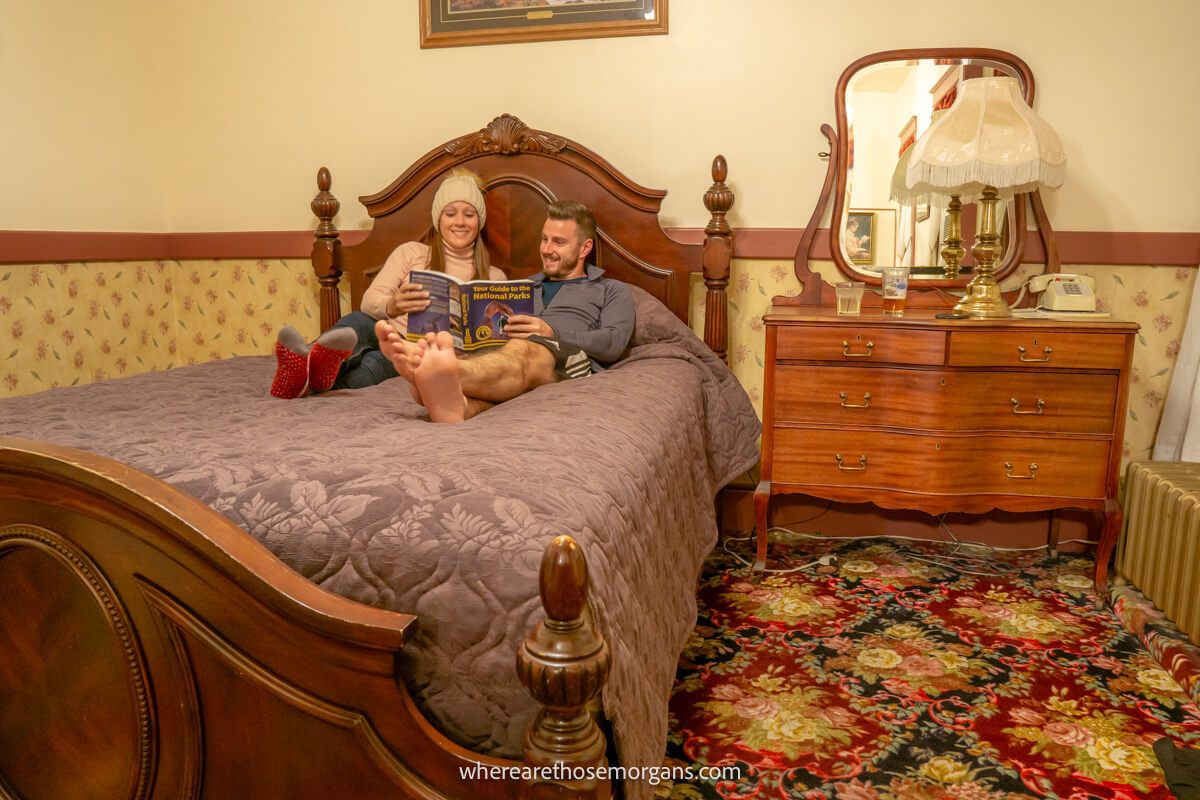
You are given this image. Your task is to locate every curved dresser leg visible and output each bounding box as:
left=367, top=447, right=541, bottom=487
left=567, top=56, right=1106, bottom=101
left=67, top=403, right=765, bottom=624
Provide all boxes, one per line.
left=753, top=480, right=772, bottom=571
left=1094, top=499, right=1123, bottom=601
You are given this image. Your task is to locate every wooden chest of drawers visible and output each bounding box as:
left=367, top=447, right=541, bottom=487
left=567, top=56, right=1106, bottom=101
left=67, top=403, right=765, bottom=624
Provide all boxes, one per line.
left=754, top=306, right=1138, bottom=591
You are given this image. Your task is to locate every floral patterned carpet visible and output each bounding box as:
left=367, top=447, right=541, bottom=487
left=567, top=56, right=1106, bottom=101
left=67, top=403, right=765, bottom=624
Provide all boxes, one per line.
left=661, top=532, right=1200, bottom=799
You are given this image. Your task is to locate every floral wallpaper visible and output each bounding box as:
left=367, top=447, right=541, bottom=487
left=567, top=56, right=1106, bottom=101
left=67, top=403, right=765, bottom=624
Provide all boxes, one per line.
left=1091, top=265, right=1197, bottom=463
left=0, top=259, right=323, bottom=398
left=2, top=256, right=1195, bottom=470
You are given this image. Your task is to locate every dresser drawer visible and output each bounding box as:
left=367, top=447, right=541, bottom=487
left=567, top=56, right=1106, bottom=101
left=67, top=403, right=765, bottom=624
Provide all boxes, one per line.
left=773, top=366, right=1119, bottom=434
left=948, top=330, right=1129, bottom=370
left=775, top=325, right=946, bottom=366
left=770, top=428, right=1110, bottom=499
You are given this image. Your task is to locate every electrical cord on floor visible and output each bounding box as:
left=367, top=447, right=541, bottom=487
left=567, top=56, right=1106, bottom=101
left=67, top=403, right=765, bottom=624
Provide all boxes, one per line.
left=721, top=531, right=838, bottom=574
left=718, top=501, right=838, bottom=574
left=723, top=515, right=1099, bottom=577
left=897, top=514, right=1015, bottom=577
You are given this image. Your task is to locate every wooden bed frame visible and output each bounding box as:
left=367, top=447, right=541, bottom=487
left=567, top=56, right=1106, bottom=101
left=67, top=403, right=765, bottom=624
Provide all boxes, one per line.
left=311, top=113, right=733, bottom=358
left=0, top=115, right=735, bottom=800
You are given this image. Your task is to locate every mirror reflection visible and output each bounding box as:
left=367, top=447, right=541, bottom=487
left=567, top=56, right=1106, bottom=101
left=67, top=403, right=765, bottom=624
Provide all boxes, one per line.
left=842, top=57, right=1021, bottom=279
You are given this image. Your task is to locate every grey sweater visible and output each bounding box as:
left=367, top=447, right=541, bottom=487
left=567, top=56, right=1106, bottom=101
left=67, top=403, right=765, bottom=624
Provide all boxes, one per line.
left=530, top=265, right=635, bottom=367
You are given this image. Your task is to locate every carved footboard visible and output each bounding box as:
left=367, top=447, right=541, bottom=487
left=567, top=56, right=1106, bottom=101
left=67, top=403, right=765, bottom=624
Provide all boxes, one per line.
left=0, top=439, right=609, bottom=800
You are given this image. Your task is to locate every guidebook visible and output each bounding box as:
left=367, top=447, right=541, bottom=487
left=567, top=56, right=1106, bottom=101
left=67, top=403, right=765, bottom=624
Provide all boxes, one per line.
left=404, top=269, right=536, bottom=352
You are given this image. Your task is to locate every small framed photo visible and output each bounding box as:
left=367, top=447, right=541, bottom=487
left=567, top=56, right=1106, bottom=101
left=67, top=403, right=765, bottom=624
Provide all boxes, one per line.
left=916, top=202, right=930, bottom=222
left=844, top=211, right=876, bottom=265
left=420, top=0, right=667, bottom=49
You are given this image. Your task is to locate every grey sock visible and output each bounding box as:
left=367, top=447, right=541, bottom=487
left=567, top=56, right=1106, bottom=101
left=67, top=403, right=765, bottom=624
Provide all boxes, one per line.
left=315, top=327, right=357, bottom=352
left=277, top=325, right=310, bottom=356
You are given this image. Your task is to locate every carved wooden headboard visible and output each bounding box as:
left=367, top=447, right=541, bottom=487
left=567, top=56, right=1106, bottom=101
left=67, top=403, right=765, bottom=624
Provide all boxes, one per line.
left=310, top=114, right=734, bottom=359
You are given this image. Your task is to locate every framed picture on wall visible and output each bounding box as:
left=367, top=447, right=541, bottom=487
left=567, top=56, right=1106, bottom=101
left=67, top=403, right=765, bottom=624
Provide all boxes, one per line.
left=845, top=211, right=876, bottom=265
left=845, top=208, right=899, bottom=268
left=420, top=0, right=667, bottom=49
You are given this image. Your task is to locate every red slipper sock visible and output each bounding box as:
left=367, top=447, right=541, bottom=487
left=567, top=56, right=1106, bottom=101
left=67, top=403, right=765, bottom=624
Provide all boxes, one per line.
left=269, top=326, right=311, bottom=399
left=307, top=328, right=357, bottom=392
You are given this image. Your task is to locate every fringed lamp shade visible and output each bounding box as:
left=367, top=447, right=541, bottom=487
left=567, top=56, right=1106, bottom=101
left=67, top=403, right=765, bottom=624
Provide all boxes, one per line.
left=891, top=144, right=969, bottom=280
left=903, top=76, right=1065, bottom=197
left=891, top=151, right=987, bottom=205
left=888, top=108, right=971, bottom=280
left=897, top=75, right=1066, bottom=318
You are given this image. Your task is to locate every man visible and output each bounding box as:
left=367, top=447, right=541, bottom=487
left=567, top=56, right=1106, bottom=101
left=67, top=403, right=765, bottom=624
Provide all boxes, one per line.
left=376, top=200, right=634, bottom=423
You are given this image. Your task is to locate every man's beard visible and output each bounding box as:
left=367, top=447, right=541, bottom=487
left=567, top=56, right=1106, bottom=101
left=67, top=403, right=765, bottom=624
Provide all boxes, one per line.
left=544, top=253, right=581, bottom=278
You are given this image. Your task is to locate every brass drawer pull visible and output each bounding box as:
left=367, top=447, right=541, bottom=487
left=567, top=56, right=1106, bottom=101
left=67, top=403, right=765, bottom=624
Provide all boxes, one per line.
left=1017, top=345, right=1053, bottom=363
left=836, top=454, right=868, bottom=471
left=1004, top=462, right=1039, bottom=480
left=1010, top=398, right=1045, bottom=415
left=841, top=340, right=875, bottom=358
left=839, top=392, right=872, bottom=409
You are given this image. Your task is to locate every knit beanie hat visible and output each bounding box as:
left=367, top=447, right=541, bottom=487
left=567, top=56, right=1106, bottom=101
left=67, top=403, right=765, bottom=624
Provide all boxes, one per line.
left=431, top=171, right=487, bottom=229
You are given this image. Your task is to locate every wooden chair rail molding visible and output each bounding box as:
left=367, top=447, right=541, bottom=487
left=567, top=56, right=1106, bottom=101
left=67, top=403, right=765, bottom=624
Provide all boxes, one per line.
left=2, top=229, right=1198, bottom=266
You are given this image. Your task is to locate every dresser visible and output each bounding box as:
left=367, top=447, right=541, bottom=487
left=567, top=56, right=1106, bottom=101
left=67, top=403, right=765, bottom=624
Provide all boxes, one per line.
left=754, top=306, right=1138, bottom=592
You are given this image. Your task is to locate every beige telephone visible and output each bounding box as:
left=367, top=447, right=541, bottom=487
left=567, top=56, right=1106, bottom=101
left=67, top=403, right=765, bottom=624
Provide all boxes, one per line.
left=1027, top=273, right=1098, bottom=312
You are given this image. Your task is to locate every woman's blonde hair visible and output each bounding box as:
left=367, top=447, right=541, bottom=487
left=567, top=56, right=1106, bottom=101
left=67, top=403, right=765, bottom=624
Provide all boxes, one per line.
left=425, top=168, right=491, bottom=280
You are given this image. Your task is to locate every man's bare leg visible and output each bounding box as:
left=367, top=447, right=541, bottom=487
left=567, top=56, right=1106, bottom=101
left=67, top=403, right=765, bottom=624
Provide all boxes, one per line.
left=456, top=339, right=558, bottom=403
left=375, top=319, right=424, bottom=403
left=413, top=335, right=559, bottom=424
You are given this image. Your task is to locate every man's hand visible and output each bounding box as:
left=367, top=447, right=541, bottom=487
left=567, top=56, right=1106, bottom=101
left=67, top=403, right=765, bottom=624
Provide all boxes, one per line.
left=501, top=314, right=554, bottom=338
left=386, top=282, right=431, bottom=317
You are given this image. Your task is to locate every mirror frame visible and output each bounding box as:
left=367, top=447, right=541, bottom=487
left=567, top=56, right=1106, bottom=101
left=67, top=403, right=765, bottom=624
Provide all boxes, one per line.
left=827, top=48, right=1040, bottom=291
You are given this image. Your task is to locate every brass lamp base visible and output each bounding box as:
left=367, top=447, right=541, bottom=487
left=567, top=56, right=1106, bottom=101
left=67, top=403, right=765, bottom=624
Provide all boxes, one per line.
left=940, top=196, right=966, bottom=280
left=952, top=185, right=1011, bottom=319
left=953, top=279, right=1012, bottom=318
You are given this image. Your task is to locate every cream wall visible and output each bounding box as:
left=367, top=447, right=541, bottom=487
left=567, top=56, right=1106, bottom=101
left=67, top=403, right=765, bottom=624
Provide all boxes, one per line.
left=1, top=0, right=167, bottom=232
left=2, top=0, right=1198, bottom=235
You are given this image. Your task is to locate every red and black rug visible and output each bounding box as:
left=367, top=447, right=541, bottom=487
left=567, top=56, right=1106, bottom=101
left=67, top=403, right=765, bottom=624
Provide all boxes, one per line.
left=663, top=533, right=1200, bottom=799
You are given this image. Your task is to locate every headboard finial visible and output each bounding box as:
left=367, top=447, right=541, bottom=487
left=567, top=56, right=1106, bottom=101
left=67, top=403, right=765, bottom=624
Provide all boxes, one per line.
left=704, top=155, right=733, bottom=237
left=703, top=156, right=734, bottom=363
left=311, top=168, right=340, bottom=238
left=311, top=168, right=343, bottom=330
left=711, top=154, right=728, bottom=184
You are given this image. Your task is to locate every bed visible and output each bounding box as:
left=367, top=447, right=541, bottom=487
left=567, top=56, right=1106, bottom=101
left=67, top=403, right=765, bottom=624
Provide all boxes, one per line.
left=0, top=115, right=760, bottom=800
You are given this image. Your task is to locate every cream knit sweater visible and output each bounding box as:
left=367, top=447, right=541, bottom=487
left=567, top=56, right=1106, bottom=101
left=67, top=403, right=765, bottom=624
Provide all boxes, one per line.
left=360, top=241, right=505, bottom=333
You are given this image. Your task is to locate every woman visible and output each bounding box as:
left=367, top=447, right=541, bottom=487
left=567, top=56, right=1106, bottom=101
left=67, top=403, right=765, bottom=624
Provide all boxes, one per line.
left=270, top=169, right=504, bottom=398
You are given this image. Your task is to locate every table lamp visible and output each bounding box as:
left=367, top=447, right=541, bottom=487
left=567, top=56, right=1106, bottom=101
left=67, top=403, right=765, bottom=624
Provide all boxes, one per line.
left=890, top=109, right=974, bottom=280
left=899, top=75, right=1066, bottom=317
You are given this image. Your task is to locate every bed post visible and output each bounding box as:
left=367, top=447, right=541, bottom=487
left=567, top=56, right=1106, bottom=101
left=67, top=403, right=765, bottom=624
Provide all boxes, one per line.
left=516, top=535, right=611, bottom=800
left=702, top=155, right=734, bottom=362
left=311, top=167, right=344, bottom=332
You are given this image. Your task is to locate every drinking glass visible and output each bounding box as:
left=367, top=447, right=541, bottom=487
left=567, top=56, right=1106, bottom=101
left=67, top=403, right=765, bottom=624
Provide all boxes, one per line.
left=835, top=282, right=865, bottom=316
left=880, top=266, right=911, bottom=316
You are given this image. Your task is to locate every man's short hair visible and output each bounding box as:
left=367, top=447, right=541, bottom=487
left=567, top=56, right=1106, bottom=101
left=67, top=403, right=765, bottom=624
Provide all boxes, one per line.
left=546, top=200, right=596, bottom=247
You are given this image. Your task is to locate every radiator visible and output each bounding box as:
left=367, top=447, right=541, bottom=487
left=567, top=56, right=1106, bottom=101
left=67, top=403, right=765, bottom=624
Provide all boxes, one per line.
left=1118, top=461, right=1200, bottom=644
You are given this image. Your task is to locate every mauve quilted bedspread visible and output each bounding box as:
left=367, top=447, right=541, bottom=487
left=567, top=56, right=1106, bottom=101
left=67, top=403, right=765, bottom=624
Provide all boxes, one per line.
left=0, top=290, right=760, bottom=792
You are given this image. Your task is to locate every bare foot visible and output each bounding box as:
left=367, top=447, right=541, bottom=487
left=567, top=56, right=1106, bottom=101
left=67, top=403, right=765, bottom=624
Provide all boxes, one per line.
left=414, top=331, right=467, bottom=424
left=375, top=319, right=423, bottom=403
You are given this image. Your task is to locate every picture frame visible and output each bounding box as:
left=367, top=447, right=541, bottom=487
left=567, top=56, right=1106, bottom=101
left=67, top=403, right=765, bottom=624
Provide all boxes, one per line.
left=420, top=0, right=667, bottom=49
left=916, top=201, right=930, bottom=222
left=845, top=211, right=877, bottom=265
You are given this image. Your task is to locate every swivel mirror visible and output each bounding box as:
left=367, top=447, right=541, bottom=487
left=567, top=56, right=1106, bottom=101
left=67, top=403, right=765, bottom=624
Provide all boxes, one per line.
left=789, top=48, right=1062, bottom=306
